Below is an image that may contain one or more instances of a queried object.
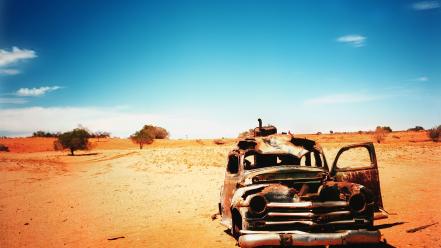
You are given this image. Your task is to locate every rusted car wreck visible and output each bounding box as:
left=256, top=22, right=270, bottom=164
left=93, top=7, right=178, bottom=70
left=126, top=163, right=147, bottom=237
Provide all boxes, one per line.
left=218, top=120, right=387, bottom=247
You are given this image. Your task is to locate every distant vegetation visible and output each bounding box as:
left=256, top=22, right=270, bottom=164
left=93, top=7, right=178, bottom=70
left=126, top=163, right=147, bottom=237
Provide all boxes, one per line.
left=33, top=130, right=110, bottom=139
left=55, top=128, right=91, bottom=155
left=427, top=125, right=441, bottom=142
left=378, top=126, right=392, bottom=132
left=0, top=144, right=9, bottom=152
left=130, top=125, right=169, bottom=149
left=90, top=131, right=111, bottom=141
left=407, top=126, right=425, bottom=132
left=32, top=131, right=61, bottom=137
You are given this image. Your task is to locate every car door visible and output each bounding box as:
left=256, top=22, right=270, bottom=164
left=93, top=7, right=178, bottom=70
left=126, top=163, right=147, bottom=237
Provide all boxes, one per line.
left=330, top=142, right=383, bottom=210
left=220, top=152, right=241, bottom=227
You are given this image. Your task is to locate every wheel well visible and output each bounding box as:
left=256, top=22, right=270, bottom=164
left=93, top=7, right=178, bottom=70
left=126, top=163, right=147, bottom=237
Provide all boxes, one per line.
left=232, top=208, right=242, bottom=229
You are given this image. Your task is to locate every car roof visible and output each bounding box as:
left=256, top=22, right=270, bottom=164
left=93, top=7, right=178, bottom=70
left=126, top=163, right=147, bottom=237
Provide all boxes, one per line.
left=237, top=134, right=323, bottom=158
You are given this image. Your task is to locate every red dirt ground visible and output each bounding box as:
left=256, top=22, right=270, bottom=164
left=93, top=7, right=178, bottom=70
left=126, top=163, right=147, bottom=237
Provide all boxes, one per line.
left=0, top=131, right=440, bottom=247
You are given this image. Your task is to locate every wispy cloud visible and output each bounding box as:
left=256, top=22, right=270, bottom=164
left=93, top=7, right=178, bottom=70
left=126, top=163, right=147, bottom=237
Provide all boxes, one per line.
left=412, top=1, right=440, bottom=10
left=304, top=93, right=379, bottom=105
left=0, top=106, right=241, bottom=138
left=0, top=47, right=37, bottom=67
left=416, top=76, right=429, bottom=81
left=0, top=98, right=28, bottom=104
left=16, top=86, right=61, bottom=97
left=0, top=69, right=20, bottom=75
left=336, top=34, right=366, bottom=47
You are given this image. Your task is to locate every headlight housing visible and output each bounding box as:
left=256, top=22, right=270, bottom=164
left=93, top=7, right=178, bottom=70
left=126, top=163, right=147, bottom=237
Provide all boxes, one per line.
left=349, top=193, right=366, bottom=213
left=249, top=195, right=267, bottom=215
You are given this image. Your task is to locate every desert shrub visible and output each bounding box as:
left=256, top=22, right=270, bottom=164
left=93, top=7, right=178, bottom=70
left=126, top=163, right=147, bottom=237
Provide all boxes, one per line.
left=427, top=125, right=441, bottom=142
left=408, top=126, right=425, bottom=132
left=153, top=126, right=169, bottom=139
left=58, top=128, right=91, bottom=155
left=214, top=139, right=226, bottom=145
left=0, top=144, right=9, bottom=152
left=358, top=131, right=363, bottom=134
left=316, top=132, right=322, bottom=135
left=373, top=126, right=388, bottom=143
left=330, top=130, right=333, bottom=134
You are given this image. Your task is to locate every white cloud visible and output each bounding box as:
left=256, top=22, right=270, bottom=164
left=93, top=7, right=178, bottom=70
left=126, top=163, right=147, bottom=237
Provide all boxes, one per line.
left=16, top=86, right=61, bottom=96
left=336, top=35, right=366, bottom=47
left=304, top=93, right=378, bottom=105
left=0, top=69, right=20, bottom=75
left=412, top=1, right=440, bottom=10
left=0, top=106, right=242, bottom=138
left=0, top=98, right=28, bottom=104
left=0, top=47, right=37, bottom=67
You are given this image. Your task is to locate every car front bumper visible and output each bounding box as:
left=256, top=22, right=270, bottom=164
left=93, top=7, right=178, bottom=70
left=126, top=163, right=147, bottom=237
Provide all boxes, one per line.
left=238, top=229, right=381, bottom=248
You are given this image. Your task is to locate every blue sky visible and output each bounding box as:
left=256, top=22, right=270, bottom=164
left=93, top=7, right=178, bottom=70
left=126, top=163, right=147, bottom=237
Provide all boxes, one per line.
left=0, top=0, right=440, bottom=138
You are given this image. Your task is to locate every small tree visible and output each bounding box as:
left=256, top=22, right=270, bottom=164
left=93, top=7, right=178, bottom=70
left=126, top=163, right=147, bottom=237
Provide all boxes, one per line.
left=130, top=130, right=154, bottom=149
left=58, top=128, right=91, bottom=155
left=130, top=125, right=169, bottom=149
left=427, top=125, right=441, bottom=142
left=373, top=126, right=388, bottom=143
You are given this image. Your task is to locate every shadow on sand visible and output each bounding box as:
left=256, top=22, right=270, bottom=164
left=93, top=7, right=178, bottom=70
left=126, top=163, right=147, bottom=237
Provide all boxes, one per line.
left=67, top=152, right=99, bottom=156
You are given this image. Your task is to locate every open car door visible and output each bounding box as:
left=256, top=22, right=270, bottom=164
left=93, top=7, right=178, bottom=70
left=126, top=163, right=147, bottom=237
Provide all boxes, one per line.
left=331, top=142, right=383, bottom=210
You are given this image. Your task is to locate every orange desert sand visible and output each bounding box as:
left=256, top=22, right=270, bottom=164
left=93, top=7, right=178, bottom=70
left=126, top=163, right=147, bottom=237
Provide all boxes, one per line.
left=1, top=131, right=441, bottom=247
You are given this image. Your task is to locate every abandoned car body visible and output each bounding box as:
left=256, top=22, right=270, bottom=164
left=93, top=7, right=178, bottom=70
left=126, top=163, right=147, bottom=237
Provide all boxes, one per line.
left=219, top=122, right=387, bottom=247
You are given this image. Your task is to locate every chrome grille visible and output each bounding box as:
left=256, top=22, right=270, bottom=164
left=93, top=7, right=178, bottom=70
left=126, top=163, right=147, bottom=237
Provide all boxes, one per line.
left=248, top=201, right=369, bottom=231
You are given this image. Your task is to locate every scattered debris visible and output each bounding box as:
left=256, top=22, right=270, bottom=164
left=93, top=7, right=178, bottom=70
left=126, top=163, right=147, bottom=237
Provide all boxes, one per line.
left=213, top=139, right=226, bottom=145
left=107, top=236, right=125, bottom=241
left=211, top=213, right=219, bottom=220
left=406, top=222, right=438, bottom=233
left=374, top=222, right=406, bottom=230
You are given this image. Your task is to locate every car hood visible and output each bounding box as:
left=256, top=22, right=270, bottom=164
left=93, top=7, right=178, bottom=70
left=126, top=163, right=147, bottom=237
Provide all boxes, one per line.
left=241, top=165, right=327, bottom=185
